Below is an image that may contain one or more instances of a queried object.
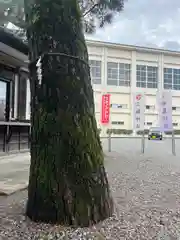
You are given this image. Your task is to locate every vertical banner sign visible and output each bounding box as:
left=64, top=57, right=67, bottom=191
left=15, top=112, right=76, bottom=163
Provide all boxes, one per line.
left=133, top=93, right=145, bottom=130
left=158, top=91, right=172, bottom=131
left=101, top=94, right=110, bottom=124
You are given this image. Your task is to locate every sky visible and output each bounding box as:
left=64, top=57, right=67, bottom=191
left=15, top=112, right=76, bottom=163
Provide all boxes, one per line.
left=86, top=0, right=180, bottom=50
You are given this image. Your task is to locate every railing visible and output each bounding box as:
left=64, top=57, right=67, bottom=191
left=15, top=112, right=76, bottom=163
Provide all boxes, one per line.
left=0, top=121, right=30, bottom=154
left=100, top=134, right=177, bottom=156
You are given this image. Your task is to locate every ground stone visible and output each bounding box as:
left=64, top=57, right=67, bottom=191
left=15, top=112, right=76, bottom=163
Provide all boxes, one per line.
left=1, top=149, right=180, bottom=239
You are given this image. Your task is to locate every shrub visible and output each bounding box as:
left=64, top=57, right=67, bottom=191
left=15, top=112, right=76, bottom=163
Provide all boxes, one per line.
left=136, top=129, right=149, bottom=135
left=174, top=129, right=180, bottom=135
left=106, top=129, right=133, bottom=135
left=165, top=129, right=180, bottom=135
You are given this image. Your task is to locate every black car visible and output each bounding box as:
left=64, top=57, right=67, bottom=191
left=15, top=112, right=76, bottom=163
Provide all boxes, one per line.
left=148, top=127, right=163, bottom=140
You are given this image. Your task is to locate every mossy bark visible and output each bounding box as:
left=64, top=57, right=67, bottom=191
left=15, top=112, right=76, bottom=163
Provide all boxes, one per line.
left=24, top=0, right=113, bottom=226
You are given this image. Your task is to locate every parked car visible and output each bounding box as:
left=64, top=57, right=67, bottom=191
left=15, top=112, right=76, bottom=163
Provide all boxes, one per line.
left=148, top=127, right=163, bottom=140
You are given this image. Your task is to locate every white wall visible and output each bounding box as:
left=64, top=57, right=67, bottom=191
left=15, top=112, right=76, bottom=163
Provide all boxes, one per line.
left=87, top=41, right=180, bottom=136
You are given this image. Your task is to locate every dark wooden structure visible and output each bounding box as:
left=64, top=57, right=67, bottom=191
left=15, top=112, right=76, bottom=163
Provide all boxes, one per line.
left=0, top=27, right=30, bottom=153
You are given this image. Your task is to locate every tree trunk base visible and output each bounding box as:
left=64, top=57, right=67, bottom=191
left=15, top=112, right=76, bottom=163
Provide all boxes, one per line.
left=26, top=165, right=113, bottom=227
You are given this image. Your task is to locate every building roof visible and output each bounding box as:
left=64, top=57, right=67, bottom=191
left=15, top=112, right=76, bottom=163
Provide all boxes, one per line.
left=86, top=39, right=180, bottom=56
left=0, top=27, right=28, bottom=56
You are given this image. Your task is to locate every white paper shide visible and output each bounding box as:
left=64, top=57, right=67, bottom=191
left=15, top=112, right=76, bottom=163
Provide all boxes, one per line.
left=133, top=93, right=145, bottom=130
left=36, top=56, right=42, bottom=85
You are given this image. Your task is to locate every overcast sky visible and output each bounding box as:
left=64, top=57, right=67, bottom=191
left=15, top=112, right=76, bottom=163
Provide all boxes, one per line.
left=86, top=0, right=180, bottom=50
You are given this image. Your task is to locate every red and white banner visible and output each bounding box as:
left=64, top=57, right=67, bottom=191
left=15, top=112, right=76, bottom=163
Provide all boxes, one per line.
left=101, top=94, right=110, bottom=124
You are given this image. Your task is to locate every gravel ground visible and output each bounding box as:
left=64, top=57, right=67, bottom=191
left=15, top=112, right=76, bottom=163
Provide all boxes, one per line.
left=1, top=150, right=180, bottom=239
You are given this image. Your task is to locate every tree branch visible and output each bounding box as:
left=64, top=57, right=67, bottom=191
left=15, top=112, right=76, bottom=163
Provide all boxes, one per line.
left=83, top=3, right=99, bottom=17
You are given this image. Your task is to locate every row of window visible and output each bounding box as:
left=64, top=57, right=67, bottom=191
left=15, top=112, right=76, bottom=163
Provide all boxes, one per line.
left=111, top=121, right=179, bottom=126
left=89, top=60, right=180, bottom=90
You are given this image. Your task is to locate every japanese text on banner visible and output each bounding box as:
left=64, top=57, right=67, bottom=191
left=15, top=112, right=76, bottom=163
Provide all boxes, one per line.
left=133, top=93, right=145, bottom=130
left=101, top=94, right=110, bottom=124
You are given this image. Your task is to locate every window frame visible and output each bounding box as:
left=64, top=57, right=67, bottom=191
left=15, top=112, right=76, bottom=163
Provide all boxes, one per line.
left=89, top=60, right=102, bottom=85
left=110, top=103, right=128, bottom=109
left=107, top=62, right=131, bottom=87
left=164, top=68, right=180, bottom=90
left=136, top=65, right=158, bottom=89
left=0, top=78, right=10, bottom=121
left=0, top=63, right=16, bottom=121
left=111, top=121, right=124, bottom=125
left=17, top=70, right=28, bottom=121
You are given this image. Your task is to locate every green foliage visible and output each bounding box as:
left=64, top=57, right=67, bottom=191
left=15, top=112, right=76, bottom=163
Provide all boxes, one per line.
left=164, top=130, right=180, bottom=135
left=0, top=0, right=125, bottom=39
left=107, top=129, right=133, bottom=135
left=136, top=129, right=149, bottom=135
left=79, top=0, right=124, bottom=33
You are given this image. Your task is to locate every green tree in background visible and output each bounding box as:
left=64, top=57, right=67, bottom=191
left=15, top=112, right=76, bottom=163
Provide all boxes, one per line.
left=1, top=0, right=124, bottom=37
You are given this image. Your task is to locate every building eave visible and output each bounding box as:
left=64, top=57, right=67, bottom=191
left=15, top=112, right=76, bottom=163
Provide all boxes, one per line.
left=0, top=27, right=29, bottom=68
left=86, top=39, right=180, bottom=56
left=0, top=27, right=28, bottom=55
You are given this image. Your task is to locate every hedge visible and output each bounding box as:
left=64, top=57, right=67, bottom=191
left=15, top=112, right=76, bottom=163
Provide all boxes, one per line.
left=136, top=129, right=149, bottom=135
left=106, top=129, right=180, bottom=135
left=107, top=129, right=133, bottom=135
left=164, top=129, right=180, bottom=135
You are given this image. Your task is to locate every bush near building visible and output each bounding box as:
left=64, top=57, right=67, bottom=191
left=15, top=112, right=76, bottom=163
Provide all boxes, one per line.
left=136, top=129, right=149, bottom=135
left=137, top=129, right=180, bottom=135
left=106, top=129, right=180, bottom=135
left=107, top=129, right=133, bottom=135
left=164, top=130, right=180, bottom=135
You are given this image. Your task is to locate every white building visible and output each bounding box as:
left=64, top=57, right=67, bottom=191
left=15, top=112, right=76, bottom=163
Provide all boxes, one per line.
left=87, top=40, right=180, bottom=136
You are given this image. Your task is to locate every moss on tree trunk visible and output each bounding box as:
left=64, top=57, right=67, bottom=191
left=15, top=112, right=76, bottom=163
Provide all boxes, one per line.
left=24, top=0, right=113, bottom=226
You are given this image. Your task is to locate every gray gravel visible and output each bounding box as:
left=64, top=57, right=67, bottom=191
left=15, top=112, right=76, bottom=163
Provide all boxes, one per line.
left=1, top=145, right=180, bottom=239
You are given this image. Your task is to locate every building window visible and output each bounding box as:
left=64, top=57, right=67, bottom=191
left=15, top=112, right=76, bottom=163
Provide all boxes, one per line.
left=0, top=80, right=7, bottom=120
left=146, top=105, right=155, bottom=110
left=173, top=123, right=178, bottom=126
left=110, top=103, right=128, bottom=109
left=164, top=68, right=173, bottom=89
left=173, top=69, right=180, bottom=90
left=17, top=71, right=27, bottom=121
left=136, top=65, right=158, bottom=88
left=89, top=60, right=101, bottom=84
left=111, top=121, right=124, bottom=125
left=172, top=107, right=176, bottom=111
left=10, top=79, right=15, bottom=119
left=164, top=68, right=180, bottom=90
left=107, top=62, right=131, bottom=87
left=146, top=122, right=152, bottom=126
left=0, top=64, right=16, bottom=121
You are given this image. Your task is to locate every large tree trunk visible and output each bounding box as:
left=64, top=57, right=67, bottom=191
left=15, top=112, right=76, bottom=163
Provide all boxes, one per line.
left=24, top=0, right=113, bottom=226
